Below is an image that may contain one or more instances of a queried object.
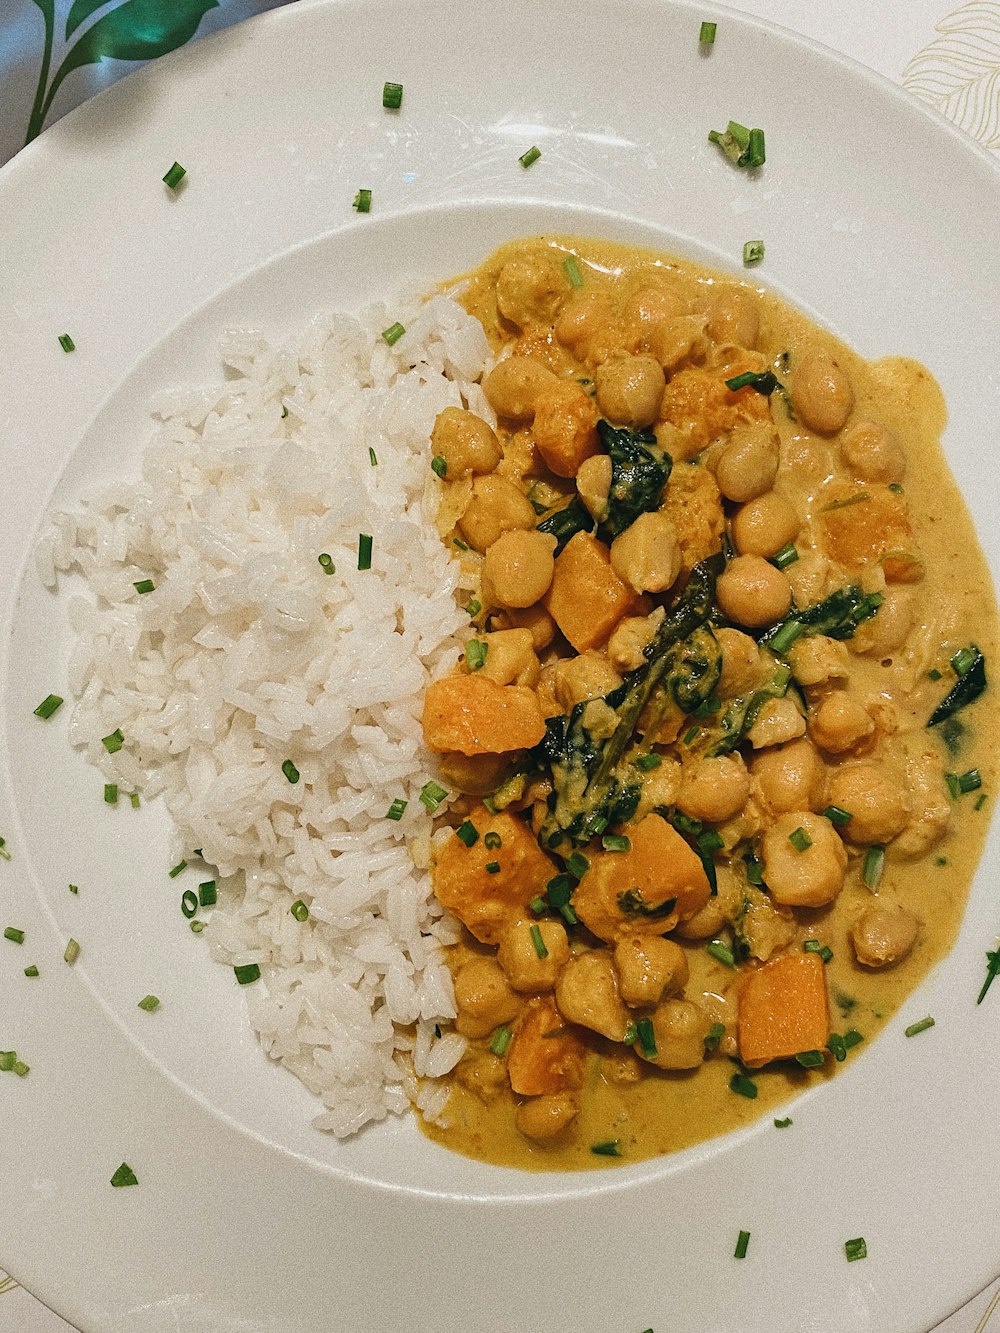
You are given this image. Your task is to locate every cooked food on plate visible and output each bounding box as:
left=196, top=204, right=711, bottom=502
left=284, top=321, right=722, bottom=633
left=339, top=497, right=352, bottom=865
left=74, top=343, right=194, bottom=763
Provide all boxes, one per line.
left=39, top=235, right=996, bottom=1166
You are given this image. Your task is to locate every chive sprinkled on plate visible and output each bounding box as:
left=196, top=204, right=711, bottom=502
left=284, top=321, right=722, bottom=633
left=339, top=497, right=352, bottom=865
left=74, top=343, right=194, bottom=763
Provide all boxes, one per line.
left=635, top=753, right=661, bottom=771
left=795, top=1049, right=825, bottom=1068
left=704, top=1022, right=725, bottom=1052
left=845, top=1237, right=867, bottom=1263
left=734, top=1230, right=750, bottom=1259
left=565, top=851, right=589, bottom=880
left=699, top=20, right=717, bottom=44
left=138, top=995, right=160, bottom=1012
left=58, top=333, right=76, bottom=353
left=0, top=837, right=10, bottom=861
left=774, top=1117, right=792, bottom=1128
left=234, top=963, right=261, bottom=985
left=34, top=693, right=63, bottom=719
left=485, top=860, right=501, bottom=874
left=162, top=161, right=186, bottom=189
left=24, top=965, right=39, bottom=978
left=978, top=947, right=1000, bottom=1004
left=353, top=188, right=372, bottom=213
left=110, top=1162, right=138, bottom=1187
left=743, top=239, right=764, bottom=266
left=904, top=1015, right=935, bottom=1037
left=382, top=81, right=403, bottom=109
left=636, top=1017, right=657, bottom=1058
left=772, top=542, right=797, bottom=569
left=0, top=1051, right=15, bottom=1072
left=4, top=927, right=25, bottom=944
left=707, top=940, right=735, bottom=968
left=381, top=322, right=405, bottom=347
left=519, top=145, right=541, bottom=168
left=602, top=834, right=631, bottom=852
left=64, top=938, right=80, bottom=964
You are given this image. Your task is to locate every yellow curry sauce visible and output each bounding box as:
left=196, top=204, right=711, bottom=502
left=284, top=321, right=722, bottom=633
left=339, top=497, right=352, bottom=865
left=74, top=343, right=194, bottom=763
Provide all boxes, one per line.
left=418, top=236, right=998, bottom=1170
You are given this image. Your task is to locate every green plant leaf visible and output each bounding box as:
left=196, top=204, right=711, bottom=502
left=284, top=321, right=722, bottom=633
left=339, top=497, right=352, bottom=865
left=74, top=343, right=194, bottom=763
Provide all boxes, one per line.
left=66, top=1, right=114, bottom=40
left=31, top=0, right=56, bottom=22
left=52, top=0, right=218, bottom=97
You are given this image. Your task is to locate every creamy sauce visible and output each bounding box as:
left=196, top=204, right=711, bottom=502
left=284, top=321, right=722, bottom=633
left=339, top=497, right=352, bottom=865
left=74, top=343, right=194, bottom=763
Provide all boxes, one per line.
left=421, top=236, right=998, bottom=1170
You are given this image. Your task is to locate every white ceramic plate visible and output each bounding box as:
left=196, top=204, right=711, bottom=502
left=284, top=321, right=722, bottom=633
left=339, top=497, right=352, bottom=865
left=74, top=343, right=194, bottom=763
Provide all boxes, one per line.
left=2, top=2, right=1000, bottom=1329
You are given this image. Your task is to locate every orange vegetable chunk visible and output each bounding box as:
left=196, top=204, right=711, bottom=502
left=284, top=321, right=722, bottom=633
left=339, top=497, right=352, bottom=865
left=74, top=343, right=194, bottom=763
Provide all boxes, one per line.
left=543, top=531, right=635, bottom=652
left=421, top=673, right=546, bottom=755
left=432, top=806, right=558, bottom=945
left=507, top=996, right=587, bottom=1096
left=737, top=951, right=831, bottom=1069
left=571, top=812, right=712, bottom=943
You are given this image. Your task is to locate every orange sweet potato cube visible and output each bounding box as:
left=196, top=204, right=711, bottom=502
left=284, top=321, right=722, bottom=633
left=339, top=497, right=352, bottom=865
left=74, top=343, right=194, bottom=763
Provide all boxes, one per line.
left=507, top=997, right=587, bottom=1096
left=421, top=673, right=546, bottom=756
left=737, top=952, right=831, bottom=1069
left=432, top=806, right=558, bottom=944
left=543, top=531, right=635, bottom=652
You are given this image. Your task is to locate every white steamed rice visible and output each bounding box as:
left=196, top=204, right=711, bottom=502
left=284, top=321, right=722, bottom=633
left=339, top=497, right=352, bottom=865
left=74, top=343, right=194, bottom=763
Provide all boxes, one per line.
left=37, top=291, right=495, bottom=1137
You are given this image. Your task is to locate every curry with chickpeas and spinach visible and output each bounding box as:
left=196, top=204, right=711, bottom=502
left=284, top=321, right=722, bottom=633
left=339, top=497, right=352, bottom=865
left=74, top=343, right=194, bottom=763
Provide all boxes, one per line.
left=417, top=236, right=997, bottom=1170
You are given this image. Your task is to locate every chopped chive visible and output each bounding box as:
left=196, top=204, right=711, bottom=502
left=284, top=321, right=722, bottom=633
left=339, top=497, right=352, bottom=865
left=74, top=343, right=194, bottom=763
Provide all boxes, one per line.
left=699, top=20, right=717, bottom=44
left=602, top=834, right=631, bottom=852
left=590, top=1140, right=622, bottom=1157
left=455, top=820, right=480, bottom=848
left=23, top=965, right=39, bottom=978
left=352, top=188, right=372, bottom=213
left=368, top=447, right=378, bottom=467
left=129, top=792, right=140, bottom=809
left=64, top=938, right=80, bottom=964
left=927, top=667, right=943, bottom=682
left=181, top=889, right=198, bottom=918
left=168, top=860, right=188, bottom=879
left=382, top=81, right=403, bottom=109
left=110, top=1162, right=138, bottom=1188
left=0, top=837, right=10, bottom=861
left=281, top=405, right=289, bottom=419
left=636, top=1017, right=658, bottom=1058
left=563, top=255, right=584, bottom=287
left=842, top=1029, right=864, bottom=1049
left=464, top=639, right=488, bottom=671
left=483, top=831, right=502, bottom=850
left=946, top=772, right=961, bottom=799
left=519, top=145, right=541, bottom=168
left=104, top=783, right=118, bottom=805
left=466, top=598, right=481, bottom=617
left=795, top=1049, right=825, bottom=1068
left=729, top=1071, right=758, bottom=1099
left=704, top=1022, right=726, bottom=1053
left=12, top=1061, right=28, bottom=1076
left=4, top=927, right=25, bottom=944
left=743, top=239, right=764, bottom=266
left=768, top=619, right=805, bottom=655
left=381, top=322, right=405, bottom=347
left=707, top=940, right=735, bottom=968
left=774, top=1117, right=793, bottom=1128
left=530, top=896, right=547, bottom=915
left=745, top=127, right=766, bottom=167
left=234, top=963, right=261, bottom=985
left=281, top=759, right=300, bottom=784
left=888, top=482, right=904, bottom=495
left=788, top=826, right=812, bottom=853
left=744, top=853, right=764, bottom=886
left=726, top=369, right=779, bottom=395
left=452, top=537, right=469, bottom=551
left=845, top=1237, right=867, bottom=1263
left=529, top=923, right=548, bottom=959
left=683, top=725, right=700, bottom=746
left=978, top=947, right=1000, bottom=1003
left=565, top=851, right=590, bottom=880
left=951, top=645, right=977, bottom=677
left=58, top=333, right=76, bottom=353
left=734, top=1230, right=750, bottom=1259
left=290, top=899, right=309, bottom=922
left=772, top=542, right=798, bottom=570
left=198, top=880, right=217, bottom=907
left=959, top=768, right=983, bottom=794
left=976, top=792, right=988, bottom=811
left=162, top=161, right=186, bottom=189
left=0, top=1052, right=15, bottom=1072
left=559, top=902, right=579, bottom=926
left=635, top=753, right=661, bottom=771
left=904, top=1015, right=935, bottom=1038
left=190, top=920, right=206, bottom=934
left=137, top=995, right=160, bottom=1012
left=318, top=552, right=335, bottom=575
left=862, top=845, right=884, bottom=889
left=485, top=860, right=501, bottom=874
left=34, top=694, right=63, bottom=719
left=826, top=1033, right=847, bottom=1062
left=622, top=1023, right=638, bottom=1046
left=419, top=781, right=448, bottom=812
left=803, top=940, right=833, bottom=963
left=102, top=728, right=125, bottom=754
left=546, top=875, right=573, bottom=909
left=358, top=533, right=373, bottom=570
left=68, top=883, right=78, bottom=894
left=823, top=805, right=853, bottom=826
left=431, top=454, right=448, bottom=479
left=489, top=1026, right=512, bottom=1056
left=133, top=579, right=155, bottom=594
left=383, top=797, right=408, bottom=824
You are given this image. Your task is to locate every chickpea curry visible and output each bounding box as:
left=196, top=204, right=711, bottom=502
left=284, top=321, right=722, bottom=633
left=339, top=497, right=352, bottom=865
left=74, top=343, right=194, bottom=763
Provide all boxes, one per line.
left=418, top=236, right=998, bottom=1170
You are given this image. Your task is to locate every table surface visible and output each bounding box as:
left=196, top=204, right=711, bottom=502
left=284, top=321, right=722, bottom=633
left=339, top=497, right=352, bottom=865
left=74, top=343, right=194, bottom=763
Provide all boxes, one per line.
left=2, top=1, right=998, bottom=1329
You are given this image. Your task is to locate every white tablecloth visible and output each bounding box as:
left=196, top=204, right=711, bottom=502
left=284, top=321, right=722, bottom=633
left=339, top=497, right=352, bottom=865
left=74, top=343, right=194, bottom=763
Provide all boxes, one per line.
left=1, top=1, right=998, bottom=1328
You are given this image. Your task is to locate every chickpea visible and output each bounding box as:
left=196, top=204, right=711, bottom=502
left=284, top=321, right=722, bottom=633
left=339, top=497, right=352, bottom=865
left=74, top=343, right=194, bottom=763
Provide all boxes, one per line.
left=532, top=381, right=601, bottom=478
left=716, top=555, right=791, bottom=628
left=839, top=419, right=907, bottom=484
left=750, top=738, right=826, bottom=815
left=430, top=407, right=502, bottom=479
left=826, top=763, right=909, bottom=844
left=620, top=284, right=689, bottom=344
left=438, top=751, right=514, bottom=798
left=554, top=950, right=630, bottom=1041
left=482, top=356, right=559, bottom=421
left=790, top=348, right=855, bottom=434
left=893, top=751, right=951, bottom=859
left=787, top=635, right=849, bottom=687
left=496, top=919, right=570, bottom=993
left=784, top=549, right=833, bottom=610
left=453, top=957, right=522, bottom=1039
left=676, top=754, right=751, bottom=823
left=609, top=512, right=681, bottom=595
left=746, top=697, right=807, bottom=749
left=809, top=692, right=875, bottom=755
left=555, top=290, right=612, bottom=357
left=705, top=285, right=760, bottom=349
left=714, top=424, right=780, bottom=503
left=607, top=610, right=662, bottom=672
left=675, top=862, right=742, bottom=939
left=850, top=900, right=919, bottom=969
left=482, top=529, right=558, bottom=609
left=639, top=999, right=710, bottom=1070
left=761, top=810, right=848, bottom=907
left=477, top=628, right=540, bottom=687
left=454, top=1052, right=508, bottom=1099
left=577, top=453, right=612, bottom=523
left=514, top=1093, right=579, bottom=1142
left=501, top=604, right=557, bottom=652
left=716, top=627, right=767, bottom=698
left=495, top=253, right=565, bottom=328
left=613, top=936, right=688, bottom=1008
left=594, top=355, right=666, bottom=428
left=851, top=590, right=913, bottom=657
left=458, top=474, right=537, bottom=551
left=731, top=491, right=800, bottom=558
left=552, top=651, right=623, bottom=710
